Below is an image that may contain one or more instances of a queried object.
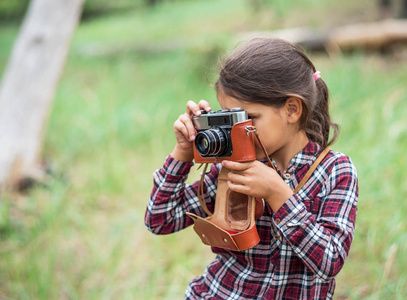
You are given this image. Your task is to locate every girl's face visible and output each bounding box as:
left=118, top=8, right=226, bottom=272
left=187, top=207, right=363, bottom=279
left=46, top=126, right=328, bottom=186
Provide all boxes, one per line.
left=217, top=92, right=301, bottom=161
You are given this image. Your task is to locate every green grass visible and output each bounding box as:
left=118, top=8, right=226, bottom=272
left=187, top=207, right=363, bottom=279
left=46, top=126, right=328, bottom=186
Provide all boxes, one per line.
left=1, top=0, right=406, bottom=298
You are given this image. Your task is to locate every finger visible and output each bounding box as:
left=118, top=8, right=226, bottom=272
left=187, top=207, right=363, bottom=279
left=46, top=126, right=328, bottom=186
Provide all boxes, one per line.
left=174, top=118, right=190, bottom=142
left=179, top=113, right=197, bottom=141
left=198, top=100, right=212, bottom=112
left=227, top=180, right=250, bottom=195
left=186, top=100, right=202, bottom=117
left=222, top=160, right=252, bottom=171
left=227, top=172, right=246, bottom=186
left=174, top=115, right=192, bottom=141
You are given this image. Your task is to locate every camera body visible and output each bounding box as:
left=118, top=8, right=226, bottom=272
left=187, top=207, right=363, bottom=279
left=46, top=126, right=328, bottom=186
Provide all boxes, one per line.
left=192, top=108, right=256, bottom=163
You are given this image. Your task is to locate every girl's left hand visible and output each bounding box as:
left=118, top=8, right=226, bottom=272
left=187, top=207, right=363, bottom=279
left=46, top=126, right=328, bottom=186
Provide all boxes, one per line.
left=221, top=160, right=294, bottom=212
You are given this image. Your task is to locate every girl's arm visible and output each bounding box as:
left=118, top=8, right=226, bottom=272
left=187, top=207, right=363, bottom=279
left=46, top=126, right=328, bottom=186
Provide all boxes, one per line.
left=146, top=100, right=214, bottom=234
left=145, top=156, right=220, bottom=235
left=273, top=154, right=358, bottom=281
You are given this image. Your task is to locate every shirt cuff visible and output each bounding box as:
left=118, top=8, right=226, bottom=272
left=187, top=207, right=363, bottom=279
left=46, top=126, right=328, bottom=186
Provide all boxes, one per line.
left=272, top=194, right=308, bottom=228
left=163, top=155, right=194, bottom=177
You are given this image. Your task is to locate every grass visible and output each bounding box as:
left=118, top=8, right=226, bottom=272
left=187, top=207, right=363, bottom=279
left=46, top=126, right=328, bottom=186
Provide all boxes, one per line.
left=1, top=0, right=407, bottom=298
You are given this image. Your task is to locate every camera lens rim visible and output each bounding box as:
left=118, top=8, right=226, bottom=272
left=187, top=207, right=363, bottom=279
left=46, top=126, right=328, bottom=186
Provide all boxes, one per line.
left=195, top=127, right=228, bottom=157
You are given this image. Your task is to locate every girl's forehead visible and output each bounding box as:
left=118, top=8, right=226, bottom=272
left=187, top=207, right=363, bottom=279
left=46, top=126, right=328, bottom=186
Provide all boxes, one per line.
left=217, top=93, right=261, bottom=112
left=217, top=93, right=241, bottom=107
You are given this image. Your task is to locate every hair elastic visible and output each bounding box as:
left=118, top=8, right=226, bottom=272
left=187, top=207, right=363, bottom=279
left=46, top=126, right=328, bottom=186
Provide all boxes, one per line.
left=313, top=71, right=321, bottom=81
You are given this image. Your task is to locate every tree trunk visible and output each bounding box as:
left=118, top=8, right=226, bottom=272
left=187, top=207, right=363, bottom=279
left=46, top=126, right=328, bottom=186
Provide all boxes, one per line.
left=0, top=0, right=85, bottom=188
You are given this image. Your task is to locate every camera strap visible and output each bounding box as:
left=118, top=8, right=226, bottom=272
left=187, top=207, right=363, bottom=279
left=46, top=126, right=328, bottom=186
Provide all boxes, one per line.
left=293, top=146, right=331, bottom=193
left=247, top=126, right=276, bottom=171
left=197, top=163, right=212, bottom=216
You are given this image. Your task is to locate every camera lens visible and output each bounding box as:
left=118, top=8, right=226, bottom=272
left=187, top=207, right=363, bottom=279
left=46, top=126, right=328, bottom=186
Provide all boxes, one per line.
left=195, top=128, right=228, bottom=157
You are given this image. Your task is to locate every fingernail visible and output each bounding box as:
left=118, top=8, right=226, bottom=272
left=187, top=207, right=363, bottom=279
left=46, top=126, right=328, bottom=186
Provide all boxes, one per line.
left=190, top=135, right=195, bottom=141
left=206, top=107, right=211, bottom=111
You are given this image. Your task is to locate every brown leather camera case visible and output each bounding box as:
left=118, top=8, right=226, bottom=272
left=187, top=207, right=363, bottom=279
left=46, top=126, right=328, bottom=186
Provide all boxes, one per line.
left=187, top=119, right=260, bottom=251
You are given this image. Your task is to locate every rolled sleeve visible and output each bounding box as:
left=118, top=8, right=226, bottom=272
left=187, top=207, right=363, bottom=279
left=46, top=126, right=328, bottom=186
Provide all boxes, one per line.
left=272, top=154, right=358, bottom=281
left=163, top=155, right=194, bottom=176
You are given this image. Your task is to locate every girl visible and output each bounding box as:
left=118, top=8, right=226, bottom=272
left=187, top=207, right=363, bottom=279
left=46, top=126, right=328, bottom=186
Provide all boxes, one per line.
left=145, top=38, right=358, bottom=299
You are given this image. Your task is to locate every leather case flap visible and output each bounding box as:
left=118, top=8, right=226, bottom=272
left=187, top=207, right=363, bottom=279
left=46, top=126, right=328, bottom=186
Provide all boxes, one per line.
left=186, top=212, right=260, bottom=251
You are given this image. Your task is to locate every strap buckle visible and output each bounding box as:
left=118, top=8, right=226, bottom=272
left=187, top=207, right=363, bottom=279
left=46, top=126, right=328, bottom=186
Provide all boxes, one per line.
left=245, top=125, right=257, bottom=136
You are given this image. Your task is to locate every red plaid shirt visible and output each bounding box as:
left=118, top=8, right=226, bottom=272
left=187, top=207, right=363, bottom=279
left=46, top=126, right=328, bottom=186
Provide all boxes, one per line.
left=145, top=142, right=358, bottom=299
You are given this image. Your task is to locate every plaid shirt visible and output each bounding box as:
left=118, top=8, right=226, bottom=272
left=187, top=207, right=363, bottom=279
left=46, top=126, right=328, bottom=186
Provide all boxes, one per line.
left=145, top=142, right=358, bottom=299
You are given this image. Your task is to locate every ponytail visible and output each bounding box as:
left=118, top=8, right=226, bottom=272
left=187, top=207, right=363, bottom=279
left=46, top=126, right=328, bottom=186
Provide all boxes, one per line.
left=305, top=77, right=339, bottom=148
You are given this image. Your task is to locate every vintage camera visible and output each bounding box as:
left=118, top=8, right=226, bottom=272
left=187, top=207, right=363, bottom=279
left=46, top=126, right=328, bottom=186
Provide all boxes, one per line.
left=192, top=108, right=256, bottom=163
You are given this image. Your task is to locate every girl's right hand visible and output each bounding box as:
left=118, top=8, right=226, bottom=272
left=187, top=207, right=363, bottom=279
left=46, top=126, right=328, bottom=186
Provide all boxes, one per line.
left=171, top=100, right=212, bottom=162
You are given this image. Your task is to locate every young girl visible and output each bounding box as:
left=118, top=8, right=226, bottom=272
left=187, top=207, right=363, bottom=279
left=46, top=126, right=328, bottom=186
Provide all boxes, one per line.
left=145, top=38, right=358, bottom=299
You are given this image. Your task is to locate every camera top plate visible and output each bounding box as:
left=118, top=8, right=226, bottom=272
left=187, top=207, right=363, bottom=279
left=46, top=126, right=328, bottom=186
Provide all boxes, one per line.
left=193, top=108, right=248, bottom=130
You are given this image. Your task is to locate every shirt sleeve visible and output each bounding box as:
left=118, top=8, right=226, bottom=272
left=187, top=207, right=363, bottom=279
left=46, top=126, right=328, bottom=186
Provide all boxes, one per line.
left=272, top=154, right=358, bottom=281
left=145, top=155, right=220, bottom=235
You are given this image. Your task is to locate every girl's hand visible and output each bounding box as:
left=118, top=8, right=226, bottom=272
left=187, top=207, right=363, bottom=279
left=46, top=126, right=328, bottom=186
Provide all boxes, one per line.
left=171, top=100, right=212, bottom=162
left=221, top=160, right=294, bottom=212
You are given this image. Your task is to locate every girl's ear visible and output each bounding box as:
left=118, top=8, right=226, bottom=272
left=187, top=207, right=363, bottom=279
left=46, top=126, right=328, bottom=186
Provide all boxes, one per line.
left=285, top=97, right=303, bottom=123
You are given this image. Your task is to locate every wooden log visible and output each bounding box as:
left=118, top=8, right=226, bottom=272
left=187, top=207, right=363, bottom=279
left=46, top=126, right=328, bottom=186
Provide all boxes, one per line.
left=240, top=19, right=407, bottom=53
left=328, top=19, right=407, bottom=52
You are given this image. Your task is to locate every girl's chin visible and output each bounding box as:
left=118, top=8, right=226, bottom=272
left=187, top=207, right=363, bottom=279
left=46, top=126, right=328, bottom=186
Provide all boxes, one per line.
left=255, top=149, right=267, bottom=160
left=255, top=147, right=274, bottom=161
left=254, top=143, right=271, bottom=160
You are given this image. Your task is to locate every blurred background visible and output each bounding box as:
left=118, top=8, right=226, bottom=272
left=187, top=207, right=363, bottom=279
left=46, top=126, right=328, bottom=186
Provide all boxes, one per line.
left=0, top=0, right=407, bottom=299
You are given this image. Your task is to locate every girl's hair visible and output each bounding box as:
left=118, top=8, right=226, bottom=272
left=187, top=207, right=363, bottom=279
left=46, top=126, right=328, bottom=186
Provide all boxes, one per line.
left=215, top=37, right=338, bottom=148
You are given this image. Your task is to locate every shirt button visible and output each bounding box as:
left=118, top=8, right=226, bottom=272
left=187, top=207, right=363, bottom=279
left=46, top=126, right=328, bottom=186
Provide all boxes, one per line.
left=274, top=234, right=280, bottom=240
left=284, top=173, right=291, bottom=179
left=275, top=218, right=281, bottom=224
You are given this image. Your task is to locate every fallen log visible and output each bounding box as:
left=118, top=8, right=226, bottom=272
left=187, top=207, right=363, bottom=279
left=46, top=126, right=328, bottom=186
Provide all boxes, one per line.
left=241, top=19, right=407, bottom=54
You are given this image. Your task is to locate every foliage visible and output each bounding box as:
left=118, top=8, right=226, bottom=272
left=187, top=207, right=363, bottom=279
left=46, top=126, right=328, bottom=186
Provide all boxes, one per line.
left=0, top=0, right=29, bottom=21
left=1, top=0, right=407, bottom=299
left=0, top=0, right=145, bottom=22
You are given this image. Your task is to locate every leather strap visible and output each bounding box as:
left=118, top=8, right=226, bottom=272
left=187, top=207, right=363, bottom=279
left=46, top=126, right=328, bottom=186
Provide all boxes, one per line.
left=293, top=146, right=331, bottom=194
left=249, top=126, right=276, bottom=171
left=197, top=163, right=212, bottom=216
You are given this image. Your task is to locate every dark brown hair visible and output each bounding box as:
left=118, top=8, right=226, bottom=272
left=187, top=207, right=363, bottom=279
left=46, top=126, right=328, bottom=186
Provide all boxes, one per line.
left=215, top=37, right=338, bottom=148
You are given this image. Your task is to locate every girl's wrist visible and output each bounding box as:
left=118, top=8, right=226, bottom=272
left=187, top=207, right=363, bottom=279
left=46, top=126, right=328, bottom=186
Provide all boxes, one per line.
left=264, top=185, right=294, bottom=213
left=171, top=144, right=194, bottom=163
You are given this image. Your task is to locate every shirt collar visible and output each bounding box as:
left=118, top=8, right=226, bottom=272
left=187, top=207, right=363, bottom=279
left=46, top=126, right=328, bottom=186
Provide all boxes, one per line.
left=261, top=141, right=322, bottom=172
